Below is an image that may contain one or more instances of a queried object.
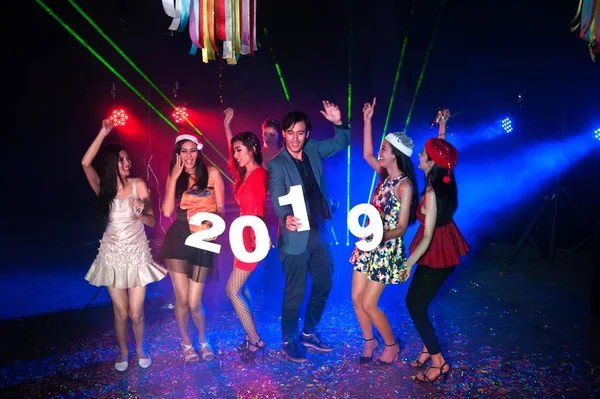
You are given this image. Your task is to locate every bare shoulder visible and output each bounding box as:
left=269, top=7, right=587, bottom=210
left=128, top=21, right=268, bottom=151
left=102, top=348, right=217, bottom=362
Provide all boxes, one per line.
left=206, top=166, right=222, bottom=181
left=395, top=176, right=412, bottom=194
left=398, top=177, right=413, bottom=190
left=207, top=166, right=219, bottom=175
left=426, top=187, right=436, bottom=202
left=134, top=177, right=148, bottom=188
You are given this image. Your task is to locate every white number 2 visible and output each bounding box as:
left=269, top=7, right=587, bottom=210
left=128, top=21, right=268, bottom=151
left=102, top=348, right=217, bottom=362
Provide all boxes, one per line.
left=185, top=213, right=271, bottom=264
left=185, top=212, right=227, bottom=253
left=347, top=203, right=383, bottom=252
left=278, top=185, right=310, bottom=232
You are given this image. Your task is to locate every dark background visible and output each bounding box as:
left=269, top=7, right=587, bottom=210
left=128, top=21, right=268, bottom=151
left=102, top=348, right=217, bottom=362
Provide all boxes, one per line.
left=4, top=0, right=599, bottom=269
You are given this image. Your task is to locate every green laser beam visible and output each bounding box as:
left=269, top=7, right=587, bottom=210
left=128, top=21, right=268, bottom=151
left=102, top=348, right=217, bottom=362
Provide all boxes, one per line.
left=264, top=28, right=290, bottom=102
left=36, top=0, right=232, bottom=183
left=346, top=23, right=353, bottom=245
left=68, top=0, right=229, bottom=164
left=380, top=0, right=417, bottom=145
left=363, top=0, right=418, bottom=225
left=274, top=62, right=290, bottom=102
left=404, top=0, right=446, bottom=132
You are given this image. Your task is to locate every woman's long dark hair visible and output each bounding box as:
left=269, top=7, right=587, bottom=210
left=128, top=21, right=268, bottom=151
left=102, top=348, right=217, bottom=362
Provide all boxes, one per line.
left=94, top=143, right=127, bottom=229
left=228, top=131, right=263, bottom=195
left=170, top=140, right=208, bottom=198
left=422, top=152, right=458, bottom=226
left=379, top=146, right=419, bottom=225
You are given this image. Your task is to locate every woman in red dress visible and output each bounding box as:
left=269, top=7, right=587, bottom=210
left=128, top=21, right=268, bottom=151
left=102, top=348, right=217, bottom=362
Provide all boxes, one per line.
left=404, top=111, right=469, bottom=384
left=226, top=131, right=270, bottom=362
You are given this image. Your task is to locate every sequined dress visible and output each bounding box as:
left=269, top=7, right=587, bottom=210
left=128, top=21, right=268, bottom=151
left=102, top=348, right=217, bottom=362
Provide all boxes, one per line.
left=85, top=178, right=167, bottom=289
left=350, top=175, right=410, bottom=284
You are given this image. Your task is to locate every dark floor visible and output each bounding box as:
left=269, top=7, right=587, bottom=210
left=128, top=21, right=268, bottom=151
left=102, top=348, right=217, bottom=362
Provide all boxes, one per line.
left=0, top=243, right=598, bottom=398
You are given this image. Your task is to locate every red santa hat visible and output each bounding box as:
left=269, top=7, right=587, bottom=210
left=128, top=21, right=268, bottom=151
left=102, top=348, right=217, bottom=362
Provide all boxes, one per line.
left=424, top=138, right=458, bottom=184
left=175, top=129, right=204, bottom=150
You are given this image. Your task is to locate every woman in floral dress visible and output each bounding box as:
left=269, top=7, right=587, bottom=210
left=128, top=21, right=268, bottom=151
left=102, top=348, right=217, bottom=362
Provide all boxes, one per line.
left=349, top=98, right=418, bottom=366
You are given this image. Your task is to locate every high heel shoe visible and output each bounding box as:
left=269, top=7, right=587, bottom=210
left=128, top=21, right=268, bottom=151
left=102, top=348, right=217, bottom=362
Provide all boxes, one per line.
left=373, top=338, right=401, bottom=367
left=410, top=350, right=430, bottom=368
left=415, top=362, right=450, bottom=384
left=237, top=337, right=250, bottom=352
left=240, top=339, right=266, bottom=363
left=359, top=336, right=380, bottom=365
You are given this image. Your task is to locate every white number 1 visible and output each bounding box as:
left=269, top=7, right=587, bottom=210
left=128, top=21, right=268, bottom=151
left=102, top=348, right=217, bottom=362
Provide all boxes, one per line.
left=278, top=185, right=310, bottom=232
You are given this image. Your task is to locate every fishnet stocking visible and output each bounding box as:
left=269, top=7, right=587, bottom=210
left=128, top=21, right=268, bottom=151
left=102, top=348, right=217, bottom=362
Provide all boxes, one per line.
left=226, top=267, right=259, bottom=344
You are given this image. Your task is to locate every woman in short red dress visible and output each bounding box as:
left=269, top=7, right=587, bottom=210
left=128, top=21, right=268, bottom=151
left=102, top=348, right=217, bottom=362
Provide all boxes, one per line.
left=404, top=111, right=469, bottom=384
left=226, top=131, right=270, bottom=362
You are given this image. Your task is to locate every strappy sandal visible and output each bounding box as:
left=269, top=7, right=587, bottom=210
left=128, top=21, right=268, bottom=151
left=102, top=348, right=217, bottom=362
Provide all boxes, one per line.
left=373, top=338, right=401, bottom=367
left=199, top=341, right=215, bottom=361
left=181, top=343, right=200, bottom=362
left=359, top=336, right=380, bottom=364
left=410, top=350, right=430, bottom=368
left=240, top=339, right=267, bottom=363
left=415, top=362, right=450, bottom=384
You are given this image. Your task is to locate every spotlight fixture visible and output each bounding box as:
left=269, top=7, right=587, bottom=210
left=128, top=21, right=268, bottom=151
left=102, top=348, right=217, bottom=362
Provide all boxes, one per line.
left=501, top=118, right=513, bottom=134
left=172, top=106, right=189, bottom=124
left=172, top=80, right=189, bottom=124
left=108, top=108, right=129, bottom=127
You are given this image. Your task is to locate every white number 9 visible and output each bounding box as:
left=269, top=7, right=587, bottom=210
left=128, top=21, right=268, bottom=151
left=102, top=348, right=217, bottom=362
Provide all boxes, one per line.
left=347, top=203, right=383, bottom=252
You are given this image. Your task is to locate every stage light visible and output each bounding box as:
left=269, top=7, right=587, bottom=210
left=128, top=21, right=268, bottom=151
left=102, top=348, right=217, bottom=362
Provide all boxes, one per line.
left=594, top=128, right=600, bottom=141
left=108, top=108, right=128, bottom=127
left=172, top=106, right=189, bottom=124
left=501, top=118, right=513, bottom=134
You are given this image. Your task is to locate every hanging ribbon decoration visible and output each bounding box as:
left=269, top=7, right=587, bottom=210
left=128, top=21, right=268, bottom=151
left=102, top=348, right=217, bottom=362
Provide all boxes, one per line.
left=162, top=0, right=258, bottom=64
left=571, top=0, right=599, bottom=61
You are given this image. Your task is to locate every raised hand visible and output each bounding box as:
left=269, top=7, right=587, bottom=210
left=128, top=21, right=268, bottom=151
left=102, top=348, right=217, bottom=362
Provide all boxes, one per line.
left=438, top=108, right=451, bottom=126
left=171, top=154, right=185, bottom=179
left=320, top=100, right=342, bottom=125
left=223, top=108, right=234, bottom=126
left=100, top=119, right=115, bottom=137
left=363, top=97, right=376, bottom=121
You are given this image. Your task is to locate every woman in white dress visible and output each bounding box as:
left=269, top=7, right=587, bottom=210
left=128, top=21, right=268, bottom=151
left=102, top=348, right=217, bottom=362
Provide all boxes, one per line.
left=82, top=120, right=167, bottom=371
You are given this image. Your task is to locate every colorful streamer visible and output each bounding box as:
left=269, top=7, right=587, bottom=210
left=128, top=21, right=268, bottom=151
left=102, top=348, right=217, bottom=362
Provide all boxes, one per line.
left=571, top=0, right=600, bottom=61
left=163, top=0, right=258, bottom=63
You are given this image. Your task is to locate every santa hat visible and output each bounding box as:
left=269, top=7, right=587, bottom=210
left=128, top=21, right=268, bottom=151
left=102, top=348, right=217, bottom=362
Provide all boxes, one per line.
left=425, top=138, right=458, bottom=184
left=175, top=129, right=204, bottom=150
left=385, top=131, right=414, bottom=157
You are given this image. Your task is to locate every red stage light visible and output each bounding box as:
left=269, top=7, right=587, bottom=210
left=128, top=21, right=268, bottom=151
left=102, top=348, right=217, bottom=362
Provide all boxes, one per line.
left=172, top=106, right=189, bottom=124
left=108, top=108, right=129, bottom=127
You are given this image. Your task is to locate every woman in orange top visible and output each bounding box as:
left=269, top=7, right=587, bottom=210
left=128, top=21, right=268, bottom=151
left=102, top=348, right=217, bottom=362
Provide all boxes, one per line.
left=161, top=130, right=225, bottom=362
left=226, top=131, right=269, bottom=362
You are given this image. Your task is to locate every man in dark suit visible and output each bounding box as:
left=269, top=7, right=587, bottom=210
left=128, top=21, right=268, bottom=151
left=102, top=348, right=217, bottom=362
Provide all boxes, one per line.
left=267, top=101, right=351, bottom=363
